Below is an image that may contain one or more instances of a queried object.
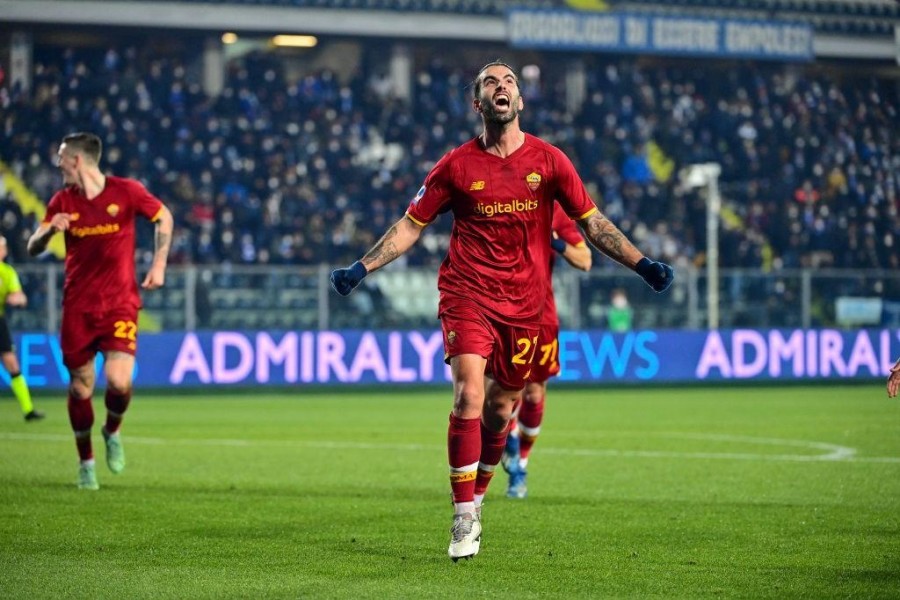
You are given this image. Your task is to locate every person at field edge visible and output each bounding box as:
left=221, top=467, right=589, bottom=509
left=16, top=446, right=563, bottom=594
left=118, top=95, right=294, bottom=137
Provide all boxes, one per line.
left=27, top=132, right=173, bottom=491
left=502, top=202, right=592, bottom=499
left=888, top=357, right=900, bottom=398
left=330, top=61, right=675, bottom=561
left=0, top=235, right=44, bottom=422
left=606, top=288, right=633, bottom=332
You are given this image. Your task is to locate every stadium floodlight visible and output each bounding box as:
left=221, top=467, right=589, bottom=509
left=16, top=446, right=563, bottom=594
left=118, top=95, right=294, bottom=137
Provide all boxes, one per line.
left=271, top=35, right=318, bottom=48
left=679, top=163, right=722, bottom=330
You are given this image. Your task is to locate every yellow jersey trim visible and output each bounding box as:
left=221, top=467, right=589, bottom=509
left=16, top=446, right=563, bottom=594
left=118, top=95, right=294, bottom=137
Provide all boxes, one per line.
left=150, top=206, right=165, bottom=222
left=578, top=207, right=598, bottom=220
left=404, top=211, right=430, bottom=227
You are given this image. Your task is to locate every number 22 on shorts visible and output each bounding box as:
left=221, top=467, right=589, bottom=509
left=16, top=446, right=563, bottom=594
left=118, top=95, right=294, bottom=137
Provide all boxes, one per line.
left=113, top=320, right=137, bottom=341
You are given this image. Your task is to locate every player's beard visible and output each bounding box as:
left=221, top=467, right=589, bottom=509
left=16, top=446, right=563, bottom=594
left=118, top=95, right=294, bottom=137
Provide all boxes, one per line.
left=480, top=96, right=520, bottom=125
left=59, top=166, right=77, bottom=186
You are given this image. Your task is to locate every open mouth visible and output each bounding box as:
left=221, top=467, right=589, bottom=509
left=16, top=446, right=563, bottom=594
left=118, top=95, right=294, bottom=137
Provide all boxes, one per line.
left=494, top=94, right=511, bottom=108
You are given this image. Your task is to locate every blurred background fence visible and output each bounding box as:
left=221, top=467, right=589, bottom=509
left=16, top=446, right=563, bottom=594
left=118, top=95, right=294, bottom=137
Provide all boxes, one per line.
left=9, top=264, right=900, bottom=333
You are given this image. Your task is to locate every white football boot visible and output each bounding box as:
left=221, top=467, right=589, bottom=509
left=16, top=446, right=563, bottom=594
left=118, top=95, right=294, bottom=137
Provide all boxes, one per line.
left=448, top=511, right=482, bottom=561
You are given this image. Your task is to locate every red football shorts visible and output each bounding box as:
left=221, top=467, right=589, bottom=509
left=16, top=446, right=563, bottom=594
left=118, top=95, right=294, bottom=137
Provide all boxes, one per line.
left=528, top=322, right=561, bottom=384
left=60, top=307, right=140, bottom=369
left=440, top=298, right=540, bottom=391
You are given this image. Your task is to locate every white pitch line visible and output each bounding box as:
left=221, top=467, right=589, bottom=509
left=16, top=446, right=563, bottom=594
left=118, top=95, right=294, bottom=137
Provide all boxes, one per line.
left=1, top=432, right=898, bottom=463
left=538, top=447, right=860, bottom=463
left=648, top=432, right=858, bottom=461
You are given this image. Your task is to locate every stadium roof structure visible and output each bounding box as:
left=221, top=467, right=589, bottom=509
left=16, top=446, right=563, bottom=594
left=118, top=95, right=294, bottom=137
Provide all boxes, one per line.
left=0, top=0, right=897, bottom=59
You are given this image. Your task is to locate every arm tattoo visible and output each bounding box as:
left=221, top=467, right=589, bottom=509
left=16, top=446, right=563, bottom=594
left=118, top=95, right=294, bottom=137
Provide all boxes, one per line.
left=362, top=224, right=401, bottom=268
left=585, top=212, right=626, bottom=261
left=31, top=233, right=51, bottom=254
left=155, top=228, right=172, bottom=260
left=27, top=227, right=55, bottom=257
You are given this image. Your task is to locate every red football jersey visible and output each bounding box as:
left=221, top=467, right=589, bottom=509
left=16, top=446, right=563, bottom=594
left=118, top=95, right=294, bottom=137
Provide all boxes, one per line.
left=406, top=134, right=597, bottom=326
left=542, top=202, right=588, bottom=326
left=45, top=176, right=165, bottom=313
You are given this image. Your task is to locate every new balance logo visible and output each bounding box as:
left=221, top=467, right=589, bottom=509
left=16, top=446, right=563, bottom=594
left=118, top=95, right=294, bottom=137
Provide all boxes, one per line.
left=469, top=181, right=485, bottom=191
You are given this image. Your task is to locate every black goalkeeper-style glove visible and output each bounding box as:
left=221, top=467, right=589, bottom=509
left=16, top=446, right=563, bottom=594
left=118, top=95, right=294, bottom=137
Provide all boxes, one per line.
left=635, top=257, right=674, bottom=293
left=330, top=261, right=368, bottom=296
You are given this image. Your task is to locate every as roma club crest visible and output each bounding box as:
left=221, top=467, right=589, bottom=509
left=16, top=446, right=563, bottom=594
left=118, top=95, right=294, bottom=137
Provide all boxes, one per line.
left=526, top=171, right=542, bottom=192
left=106, top=203, right=120, bottom=217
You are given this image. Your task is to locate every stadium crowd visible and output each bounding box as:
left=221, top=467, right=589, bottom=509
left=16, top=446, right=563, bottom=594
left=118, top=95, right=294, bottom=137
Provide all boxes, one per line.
left=2, top=43, right=898, bottom=276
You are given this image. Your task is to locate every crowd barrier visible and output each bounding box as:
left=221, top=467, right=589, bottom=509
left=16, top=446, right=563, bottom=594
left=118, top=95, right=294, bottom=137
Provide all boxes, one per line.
left=6, top=327, right=897, bottom=390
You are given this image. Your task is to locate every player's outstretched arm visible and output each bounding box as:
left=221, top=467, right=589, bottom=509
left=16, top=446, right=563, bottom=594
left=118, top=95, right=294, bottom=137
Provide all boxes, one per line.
left=27, top=214, right=71, bottom=257
left=888, top=357, right=900, bottom=398
left=578, top=210, right=674, bottom=293
left=331, top=215, right=424, bottom=296
left=142, top=205, right=174, bottom=290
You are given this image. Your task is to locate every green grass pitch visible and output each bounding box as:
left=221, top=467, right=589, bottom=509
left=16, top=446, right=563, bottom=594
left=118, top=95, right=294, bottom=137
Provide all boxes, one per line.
left=1, top=385, right=898, bottom=599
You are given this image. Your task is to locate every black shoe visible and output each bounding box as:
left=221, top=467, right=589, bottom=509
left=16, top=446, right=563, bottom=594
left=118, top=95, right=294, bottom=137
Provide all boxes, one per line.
left=24, top=410, right=45, bottom=422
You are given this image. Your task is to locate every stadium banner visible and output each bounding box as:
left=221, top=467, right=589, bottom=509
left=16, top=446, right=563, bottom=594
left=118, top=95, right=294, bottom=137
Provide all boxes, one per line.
left=507, top=9, right=814, bottom=61
left=5, top=328, right=897, bottom=389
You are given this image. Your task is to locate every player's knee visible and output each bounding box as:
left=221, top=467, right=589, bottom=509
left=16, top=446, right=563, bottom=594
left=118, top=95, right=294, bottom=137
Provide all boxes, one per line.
left=452, top=385, right=484, bottom=417
left=523, top=382, right=544, bottom=405
left=106, top=375, right=133, bottom=395
left=482, top=406, right=511, bottom=432
left=523, top=390, right=540, bottom=405
left=69, top=381, right=93, bottom=400
left=482, top=388, right=519, bottom=426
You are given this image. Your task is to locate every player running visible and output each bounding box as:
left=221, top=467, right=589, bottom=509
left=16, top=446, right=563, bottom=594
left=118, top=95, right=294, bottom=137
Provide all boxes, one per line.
left=27, top=132, right=173, bottom=490
left=503, top=202, right=592, bottom=498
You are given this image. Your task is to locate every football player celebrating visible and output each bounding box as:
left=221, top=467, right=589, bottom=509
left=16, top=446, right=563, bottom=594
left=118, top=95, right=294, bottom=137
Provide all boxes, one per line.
left=331, top=61, right=674, bottom=561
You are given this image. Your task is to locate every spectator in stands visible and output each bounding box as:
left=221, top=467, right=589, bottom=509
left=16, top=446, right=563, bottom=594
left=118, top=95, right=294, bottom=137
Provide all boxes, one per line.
left=3, top=42, right=898, bottom=280
left=607, top=288, right=634, bottom=332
